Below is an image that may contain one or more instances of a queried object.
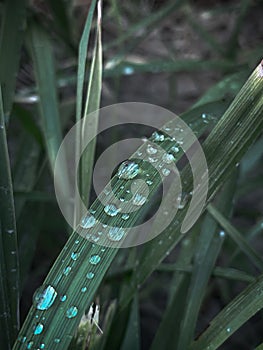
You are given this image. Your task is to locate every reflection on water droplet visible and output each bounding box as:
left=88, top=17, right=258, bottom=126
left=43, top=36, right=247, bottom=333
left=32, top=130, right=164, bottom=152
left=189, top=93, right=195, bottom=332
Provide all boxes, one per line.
left=117, top=160, right=140, bottom=180
left=146, top=180, right=153, bottom=185
left=162, top=168, right=170, bottom=177
left=66, top=306, right=78, bottom=319
left=133, top=193, right=147, bottom=206
left=219, top=230, right=225, bottom=237
left=226, top=327, right=231, bottom=333
left=34, top=323, right=44, bottom=335
left=40, top=344, right=45, bottom=349
left=60, top=295, right=67, bottom=302
left=54, top=338, right=61, bottom=343
left=33, top=285, right=57, bottom=310
left=80, top=215, right=96, bottom=229
left=162, top=153, right=175, bottom=164
left=86, top=272, right=95, bottom=279
left=146, top=145, right=157, bottom=155
left=148, top=157, right=158, bottom=163
left=63, top=266, right=71, bottom=276
left=108, top=227, right=125, bottom=242
left=171, top=145, right=179, bottom=153
left=121, top=213, right=130, bottom=220
left=123, top=66, right=134, bottom=75
left=89, top=255, right=101, bottom=265
left=71, top=252, right=80, bottom=261
left=81, top=287, right=87, bottom=293
left=152, top=131, right=165, bottom=142
left=7, top=229, right=14, bottom=235
left=27, top=341, right=33, bottom=349
left=104, top=204, right=121, bottom=216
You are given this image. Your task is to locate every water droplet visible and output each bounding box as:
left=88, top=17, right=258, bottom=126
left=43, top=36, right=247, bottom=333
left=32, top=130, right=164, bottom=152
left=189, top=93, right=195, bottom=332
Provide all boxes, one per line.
left=81, top=287, right=87, bottom=293
left=146, top=180, right=153, bottom=185
left=80, top=215, right=96, bottom=229
left=219, top=230, right=225, bottom=237
left=152, top=131, right=165, bottom=142
left=27, top=341, right=34, bottom=349
left=104, top=204, right=121, bottom=216
left=66, top=306, right=78, bottom=319
left=60, top=295, right=67, bottom=302
left=148, top=157, right=158, bottom=163
left=178, top=192, right=190, bottom=209
left=123, top=66, right=134, bottom=75
left=75, top=240, right=79, bottom=244
left=162, top=168, right=170, bottom=177
left=71, top=252, right=80, bottom=261
left=121, top=213, right=130, bottom=220
left=86, top=272, right=95, bottom=279
left=40, top=344, right=45, bottom=349
left=34, top=323, right=44, bottom=335
left=162, top=153, right=175, bottom=164
left=133, top=193, right=147, bottom=206
left=54, top=338, right=61, bottom=343
left=33, top=285, right=57, bottom=310
left=63, top=266, right=71, bottom=276
left=171, top=145, right=179, bottom=153
left=226, top=327, right=231, bottom=333
left=146, top=145, right=158, bottom=155
left=108, top=227, right=125, bottom=241
left=89, top=255, right=101, bottom=265
left=117, top=160, right=140, bottom=180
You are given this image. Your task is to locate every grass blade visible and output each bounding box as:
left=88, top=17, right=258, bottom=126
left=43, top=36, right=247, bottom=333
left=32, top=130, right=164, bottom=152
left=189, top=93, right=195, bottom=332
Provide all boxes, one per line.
left=0, top=0, right=27, bottom=118
left=190, top=273, right=263, bottom=350
left=80, top=0, right=103, bottom=207
left=0, top=88, right=19, bottom=347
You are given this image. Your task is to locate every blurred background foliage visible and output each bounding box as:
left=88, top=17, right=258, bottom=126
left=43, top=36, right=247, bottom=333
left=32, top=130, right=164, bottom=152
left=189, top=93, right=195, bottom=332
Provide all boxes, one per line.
left=1, top=0, right=263, bottom=349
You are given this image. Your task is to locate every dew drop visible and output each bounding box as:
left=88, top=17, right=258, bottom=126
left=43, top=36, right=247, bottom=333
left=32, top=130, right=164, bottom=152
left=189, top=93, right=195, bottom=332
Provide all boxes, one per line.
left=146, top=180, right=153, bottom=185
left=40, top=344, right=45, bottom=349
left=133, top=193, right=147, bottom=206
left=60, top=295, right=67, bottom=302
left=146, top=145, right=158, bottom=155
left=71, top=252, right=80, bottom=261
left=54, top=338, right=61, bottom=343
left=162, top=153, right=175, bottom=164
left=148, top=157, right=158, bottom=163
left=34, top=323, right=44, bottom=335
left=86, top=272, right=95, bottom=279
left=226, top=327, right=231, bottom=333
left=219, top=230, right=225, bottom=238
left=80, top=215, right=96, bottom=229
left=121, top=213, right=130, bottom=220
left=104, top=204, right=121, bottom=216
left=89, top=255, right=101, bottom=265
left=66, top=306, right=78, bottom=319
left=171, top=145, right=180, bottom=153
left=27, top=341, right=34, bottom=349
left=6, top=229, right=14, bottom=235
left=152, top=131, right=165, bottom=142
left=33, top=285, right=57, bottom=310
left=162, top=168, right=171, bottom=177
left=123, top=66, right=134, bottom=75
left=117, top=160, right=140, bottom=180
left=107, top=227, right=125, bottom=242
left=63, top=266, right=71, bottom=276
left=81, top=287, right=87, bottom=293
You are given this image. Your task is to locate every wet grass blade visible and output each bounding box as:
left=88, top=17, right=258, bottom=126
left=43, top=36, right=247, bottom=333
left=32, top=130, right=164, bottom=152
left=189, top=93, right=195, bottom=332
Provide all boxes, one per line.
left=0, top=0, right=27, bottom=119
left=190, top=273, right=263, bottom=350
left=0, top=88, right=19, bottom=347
left=12, top=62, right=263, bottom=349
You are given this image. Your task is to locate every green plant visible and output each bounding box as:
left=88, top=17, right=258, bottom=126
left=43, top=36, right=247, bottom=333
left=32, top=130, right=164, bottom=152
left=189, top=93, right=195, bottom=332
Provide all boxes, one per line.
left=0, top=1, right=263, bottom=349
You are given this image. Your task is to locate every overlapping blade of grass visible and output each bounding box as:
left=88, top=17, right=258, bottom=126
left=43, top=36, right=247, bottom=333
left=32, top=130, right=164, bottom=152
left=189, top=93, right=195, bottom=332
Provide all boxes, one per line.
left=0, top=88, right=19, bottom=347
left=175, top=174, right=237, bottom=350
left=122, top=60, right=263, bottom=307
left=0, top=0, right=27, bottom=119
left=120, top=294, right=140, bottom=350
left=80, top=0, right=103, bottom=207
left=190, top=273, right=263, bottom=350
left=28, top=21, right=71, bottom=220
left=207, top=204, right=263, bottom=272
left=13, top=63, right=263, bottom=349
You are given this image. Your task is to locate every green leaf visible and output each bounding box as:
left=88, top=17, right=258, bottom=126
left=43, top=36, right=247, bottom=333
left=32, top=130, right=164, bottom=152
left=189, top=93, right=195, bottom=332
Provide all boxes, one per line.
left=190, top=273, right=263, bottom=350
left=0, top=87, right=19, bottom=348
left=0, top=0, right=27, bottom=119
